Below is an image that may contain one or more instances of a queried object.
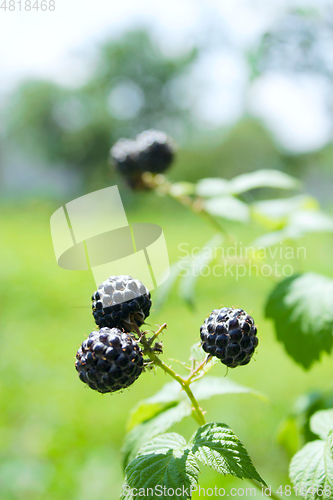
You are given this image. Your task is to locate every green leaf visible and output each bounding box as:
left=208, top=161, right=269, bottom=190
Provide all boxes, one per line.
left=288, top=210, right=333, bottom=237
left=204, top=196, right=250, bottom=222
left=252, top=209, right=333, bottom=247
left=123, top=374, right=266, bottom=469
left=291, top=389, right=333, bottom=444
left=178, top=234, right=223, bottom=308
left=196, top=170, right=300, bottom=198
left=252, top=230, right=286, bottom=248
left=191, top=376, right=267, bottom=402
left=251, top=196, right=318, bottom=228
left=276, top=416, right=301, bottom=458
left=328, top=430, right=333, bottom=456
left=229, top=169, right=301, bottom=194
left=310, top=410, right=333, bottom=440
left=189, top=342, right=208, bottom=365
left=289, top=440, right=333, bottom=500
left=126, top=382, right=181, bottom=431
left=136, top=433, right=188, bottom=456
left=196, top=178, right=230, bottom=197
left=125, top=433, right=199, bottom=500
left=122, top=402, right=192, bottom=469
left=126, top=375, right=265, bottom=438
left=189, top=344, right=218, bottom=376
left=138, top=382, right=181, bottom=405
left=190, top=423, right=266, bottom=485
left=265, top=273, right=333, bottom=369
left=126, top=402, right=179, bottom=432
left=120, top=483, right=134, bottom=500
left=155, top=234, right=224, bottom=310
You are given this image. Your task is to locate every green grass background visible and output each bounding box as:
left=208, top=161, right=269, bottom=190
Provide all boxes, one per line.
left=1, top=194, right=333, bottom=500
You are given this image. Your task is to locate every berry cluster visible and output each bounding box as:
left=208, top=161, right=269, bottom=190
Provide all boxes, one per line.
left=92, top=275, right=151, bottom=332
left=76, top=275, right=151, bottom=394
left=76, top=274, right=258, bottom=395
left=200, top=307, right=258, bottom=368
left=75, top=328, right=144, bottom=394
left=110, top=129, right=175, bottom=188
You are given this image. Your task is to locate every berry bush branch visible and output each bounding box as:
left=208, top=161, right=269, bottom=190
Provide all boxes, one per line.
left=185, top=354, right=212, bottom=384
left=137, top=325, right=280, bottom=500
left=89, top=131, right=293, bottom=497
left=140, top=174, right=281, bottom=284
left=141, top=172, right=231, bottom=240
left=147, top=322, right=167, bottom=345
left=138, top=329, right=207, bottom=426
left=73, top=131, right=333, bottom=499
left=82, top=267, right=266, bottom=496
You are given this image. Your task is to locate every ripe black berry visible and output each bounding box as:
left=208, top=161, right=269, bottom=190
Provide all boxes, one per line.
left=200, top=307, right=259, bottom=368
left=135, top=130, right=175, bottom=174
left=92, top=275, right=151, bottom=333
left=75, top=328, right=144, bottom=393
left=110, top=129, right=175, bottom=189
left=109, top=138, right=139, bottom=177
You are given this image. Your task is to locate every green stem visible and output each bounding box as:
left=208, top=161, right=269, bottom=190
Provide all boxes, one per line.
left=139, top=335, right=206, bottom=426
left=186, top=355, right=211, bottom=384
left=143, top=174, right=231, bottom=240
left=140, top=332, right=280, bottom=500
left=181, top=380, right=206, bottom=426
left=169, top=191, right=230, bottom=240
left=196, top=204, right=229, bottom=238
left=148, top=323, right=167, bottom=345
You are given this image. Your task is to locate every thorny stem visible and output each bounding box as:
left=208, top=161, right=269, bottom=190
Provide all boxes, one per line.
left=138, top=333, right=206, bottom=426
left=144, top=343, right=279, bottom=498
left=185, top=355, right=212, bottom=384
left=137, top=331, right=278, bottom=498
left=138, top=327, right=279, bottom=500
left=148, top=323, right=167, bottom=345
